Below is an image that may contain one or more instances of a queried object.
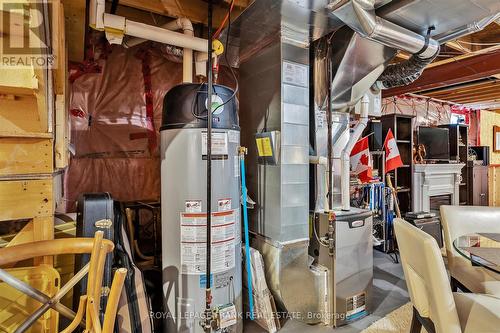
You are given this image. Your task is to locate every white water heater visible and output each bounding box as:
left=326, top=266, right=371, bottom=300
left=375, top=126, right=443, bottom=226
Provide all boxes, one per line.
left=160, top=83, right=242, bottom=333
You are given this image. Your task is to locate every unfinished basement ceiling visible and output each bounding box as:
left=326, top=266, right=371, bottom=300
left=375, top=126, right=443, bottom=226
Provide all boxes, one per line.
left=385, top=19, right=500, bottom=111
left=61, top=0, right=253, bottom=62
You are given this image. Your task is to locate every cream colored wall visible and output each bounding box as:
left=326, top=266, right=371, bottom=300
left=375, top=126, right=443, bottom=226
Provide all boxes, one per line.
left=480, top=110, right=500, bottom=164
left=479, top=110, right=500, bottom=206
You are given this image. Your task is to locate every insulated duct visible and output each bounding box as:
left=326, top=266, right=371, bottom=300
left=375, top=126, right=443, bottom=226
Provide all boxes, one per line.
left=340, top=94, right=369, bottom=211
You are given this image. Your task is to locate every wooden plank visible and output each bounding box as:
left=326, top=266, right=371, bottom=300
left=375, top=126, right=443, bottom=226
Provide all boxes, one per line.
left=33, top=216, right=54, bottom=265
left=61, top=0, right=86, bottom=62
left=118, top=0, right=248, bottom=26
left=0, top=132, right=52, bottom=139
left=0, top=138, right=53, bottom=175
left=383, top=49, right=500, bottom=97
left=453, top=92, right=500, bottom=104
left=428, top=44, right=500, bottom=69
left=0, top=179, right=53, bottom=221
left=430, top=86, right=500, bottom=102
left=54, top=94, right=69, bottom=169
left=6, top=221, right=34, bottom=247
left=0, top=94, right=49, bottom=135
left=424, top=81, right=499, bottom=99
left=445, top=41, right=471, bottom=53
left=0, top=67, right=39, bottom=96
left=52, top=0, right=67, bottom=95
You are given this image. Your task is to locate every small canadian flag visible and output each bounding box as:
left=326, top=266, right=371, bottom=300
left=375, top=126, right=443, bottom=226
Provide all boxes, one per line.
left=384, top=129, right=404, bottom=173
left=350, top=136, right=373, bottom=183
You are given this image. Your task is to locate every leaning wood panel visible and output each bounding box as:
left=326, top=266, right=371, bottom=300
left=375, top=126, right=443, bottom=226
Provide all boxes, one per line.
left=0, top=179, right=53, bottom=221
left=0, top=138, right=53, bottom=175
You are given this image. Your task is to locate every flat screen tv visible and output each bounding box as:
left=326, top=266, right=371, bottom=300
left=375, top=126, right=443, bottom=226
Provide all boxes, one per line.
left=418, top=127, right=450, bottom=161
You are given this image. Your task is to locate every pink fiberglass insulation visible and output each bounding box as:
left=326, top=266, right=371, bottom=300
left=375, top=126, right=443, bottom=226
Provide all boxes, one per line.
left=64, top=43, right=182, bottom=211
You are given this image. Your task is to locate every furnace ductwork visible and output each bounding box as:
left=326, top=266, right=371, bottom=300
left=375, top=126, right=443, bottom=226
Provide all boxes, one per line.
left=375, top=50, right=439, bottom=89
left=329, top=0, right=440, bottom=59
left=329, top=0, right=441, bottom=91
left=435, top=13, right=500, bottom=44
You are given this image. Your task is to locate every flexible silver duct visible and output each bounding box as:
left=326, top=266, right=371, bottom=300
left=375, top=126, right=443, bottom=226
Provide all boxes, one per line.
left=375, top=49, right=439, bottom=89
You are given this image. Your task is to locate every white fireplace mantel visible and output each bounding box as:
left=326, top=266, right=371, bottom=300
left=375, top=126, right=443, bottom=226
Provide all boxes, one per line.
left=412, top=163, right=465, bottom=212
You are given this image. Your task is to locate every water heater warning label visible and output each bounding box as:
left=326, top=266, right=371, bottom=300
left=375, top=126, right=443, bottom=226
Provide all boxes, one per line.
left=201, top=132, right=228, bottom=156
left=180, top=210, right=236, bottom=275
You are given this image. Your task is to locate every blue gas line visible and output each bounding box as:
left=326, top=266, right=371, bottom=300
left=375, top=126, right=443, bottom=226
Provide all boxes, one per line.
left=240, top=150, right=255, bottom=320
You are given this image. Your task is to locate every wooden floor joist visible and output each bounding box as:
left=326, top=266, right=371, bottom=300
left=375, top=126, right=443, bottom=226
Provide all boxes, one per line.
left=383, top=49, right=500, bottom=97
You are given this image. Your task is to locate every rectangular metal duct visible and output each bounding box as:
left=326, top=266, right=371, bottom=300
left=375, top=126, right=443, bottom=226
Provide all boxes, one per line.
left=233, top=0, right=342, bottom=242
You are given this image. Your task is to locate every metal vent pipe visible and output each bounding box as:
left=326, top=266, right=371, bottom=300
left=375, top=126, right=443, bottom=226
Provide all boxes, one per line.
left=329, top=0, right=440, bottom=89
left=329, top=0, right=440, bottom=59
left=341, top=93, right=369, bottom=211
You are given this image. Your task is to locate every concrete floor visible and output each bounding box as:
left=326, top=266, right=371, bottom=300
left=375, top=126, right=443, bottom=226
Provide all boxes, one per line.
left=244, top=250, right=409, bottom=333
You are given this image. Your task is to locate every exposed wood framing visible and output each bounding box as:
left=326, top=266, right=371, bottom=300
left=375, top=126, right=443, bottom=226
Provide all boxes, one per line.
left=53, top=0, right=67, bottom=95
left=428, top=44, right=500, bottom=69
left=383, top=50, right=500, bottom=97
left=55, top=94, right=69, bottom=169
left=118, top=0, right=249, bottom=26
left=61, top=0, right=86, bottom=62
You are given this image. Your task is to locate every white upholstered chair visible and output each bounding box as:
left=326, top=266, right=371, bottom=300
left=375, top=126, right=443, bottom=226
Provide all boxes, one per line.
left=440, top=205, right=500, bottom=295
left=394, top=218, right=500, bottom=333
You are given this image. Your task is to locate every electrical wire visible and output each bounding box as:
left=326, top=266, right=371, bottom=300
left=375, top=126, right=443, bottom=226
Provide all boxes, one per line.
left=312, top=213, right=329, bottom=248
left=210, top=0, right=239, bottom=115
left=213, top=0, right=235, bottom=39
left=191, top=0, right=239, bottom=120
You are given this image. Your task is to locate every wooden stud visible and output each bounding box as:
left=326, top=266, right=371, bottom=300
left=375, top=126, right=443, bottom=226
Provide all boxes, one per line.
left=61, top=0, right=86, bottom=62
left=55, top=94, right=69, bottom=169
left=53, top=0, right=67, bottom=95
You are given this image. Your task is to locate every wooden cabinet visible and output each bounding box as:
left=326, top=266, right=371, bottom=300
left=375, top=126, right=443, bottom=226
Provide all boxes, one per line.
left=381, top=114, right=414, bottom=215
left=468, top=164, right=489, bottom=206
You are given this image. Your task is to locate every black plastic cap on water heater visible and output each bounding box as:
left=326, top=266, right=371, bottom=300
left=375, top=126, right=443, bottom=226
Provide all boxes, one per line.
left=160, top=83, right=239, bottom=131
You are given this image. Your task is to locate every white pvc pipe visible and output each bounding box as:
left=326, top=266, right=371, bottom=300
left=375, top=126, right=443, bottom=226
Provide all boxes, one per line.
left=103, top=14, right=208, bottom=53
left=89, top=0, right=105, bottom=30
left=341, top=93, right=370, bottom=211
left=122, top=17, right=195, bottom=83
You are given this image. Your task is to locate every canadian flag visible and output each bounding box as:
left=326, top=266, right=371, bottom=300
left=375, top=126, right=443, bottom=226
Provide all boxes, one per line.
left=384, top=129, right=404, bottom=173
left=350, top=136, right=373, bottom=183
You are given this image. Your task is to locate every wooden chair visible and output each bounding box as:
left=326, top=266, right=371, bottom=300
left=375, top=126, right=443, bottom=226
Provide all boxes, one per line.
left=0, top=231, right=126, bottom=333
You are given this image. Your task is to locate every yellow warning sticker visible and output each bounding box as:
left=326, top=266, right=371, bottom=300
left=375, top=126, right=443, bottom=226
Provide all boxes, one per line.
left=256, top=137, right=273, bottom=157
